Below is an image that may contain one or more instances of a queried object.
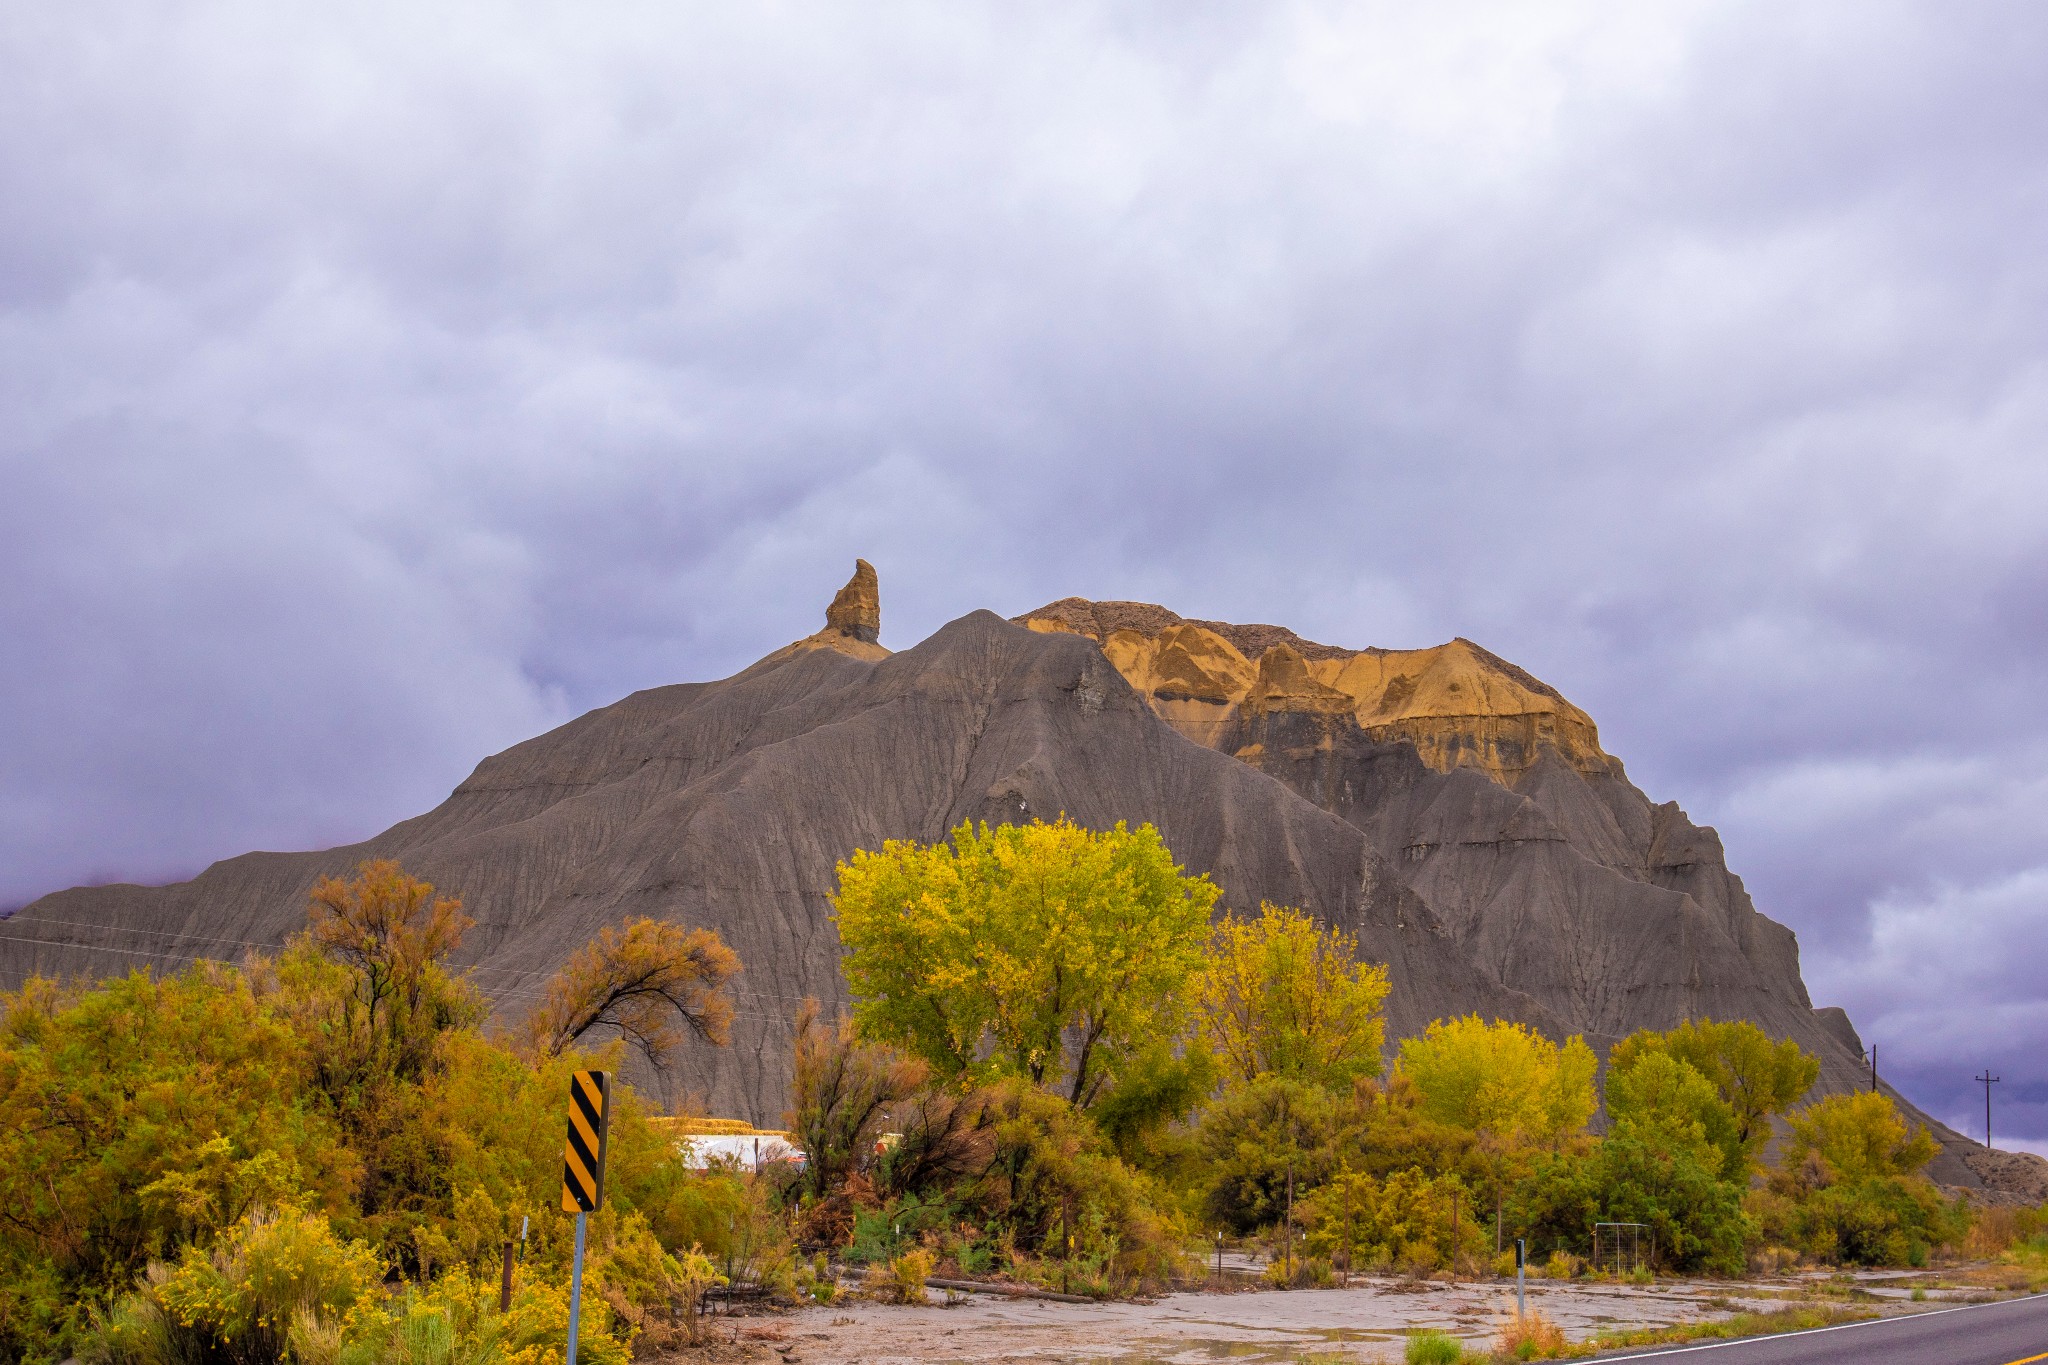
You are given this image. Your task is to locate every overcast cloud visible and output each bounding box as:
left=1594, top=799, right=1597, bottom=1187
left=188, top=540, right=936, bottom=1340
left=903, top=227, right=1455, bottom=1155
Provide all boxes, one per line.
left=4, top=1, right=2047, bottom=1148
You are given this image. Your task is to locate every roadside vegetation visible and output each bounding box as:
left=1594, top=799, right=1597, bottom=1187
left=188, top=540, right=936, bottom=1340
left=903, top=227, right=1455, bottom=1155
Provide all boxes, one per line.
left=0, top=819, right=2034, bottom=1365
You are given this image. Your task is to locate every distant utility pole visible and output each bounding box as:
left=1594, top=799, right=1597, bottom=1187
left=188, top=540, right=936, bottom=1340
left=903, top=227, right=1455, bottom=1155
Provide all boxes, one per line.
left=1977, top=1070, right=2000, bottom=1150
left=1864, top=1045, right=1878, bottom=1093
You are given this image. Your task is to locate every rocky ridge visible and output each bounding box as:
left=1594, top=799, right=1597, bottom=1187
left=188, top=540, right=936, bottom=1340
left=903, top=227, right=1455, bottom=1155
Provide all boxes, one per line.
left=1019, top=598, right=1611, bottom=780
left=0, top=566, right=2029, bottom=1194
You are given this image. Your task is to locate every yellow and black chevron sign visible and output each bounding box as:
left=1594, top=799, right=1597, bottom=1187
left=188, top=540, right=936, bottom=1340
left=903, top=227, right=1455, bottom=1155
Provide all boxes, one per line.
left=561, top=1069, right=612, bottom=1213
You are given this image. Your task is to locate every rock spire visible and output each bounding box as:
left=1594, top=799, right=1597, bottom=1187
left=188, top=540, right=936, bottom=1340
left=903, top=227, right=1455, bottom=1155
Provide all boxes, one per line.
left=826, top=559, right=880, bottom=643
left=764, top=559, right=889, bottom=664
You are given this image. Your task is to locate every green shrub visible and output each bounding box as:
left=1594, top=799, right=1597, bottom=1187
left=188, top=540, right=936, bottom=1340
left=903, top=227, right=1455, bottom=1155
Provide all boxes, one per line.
left=1194, top=1077, right=1341, bottom=1235
left=1766, top=1177, right=1961, bottom=1267
left=422, top=1263, right=631, bottom=1365
left=1516, top=1132, right=1752, bottom=1275
left=679, top=1246, right=728, bottom=1343
left=0, top=967, right=355, bottom=1363
left=971, top=1079, right=1186, bottom=1291
left=1752, top=1094, right=1965, bottom=1270
left=1405, top=1329, right=1465, bottom=1364
left=87, top=1219, right=640, bottom=1365
left=92, top=1207, right=381, bottom=1365
left=1303, top=1167, right=1481, bottom=1275
left=879, top=1249, right=935, bottom=1303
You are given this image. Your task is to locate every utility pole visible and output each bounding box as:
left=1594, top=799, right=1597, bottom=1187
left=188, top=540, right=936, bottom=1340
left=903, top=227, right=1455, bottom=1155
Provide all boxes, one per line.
left=1977, top=1071, right=2000, bottom=1150
left=1865, top=1044, right=1877, bottom=1093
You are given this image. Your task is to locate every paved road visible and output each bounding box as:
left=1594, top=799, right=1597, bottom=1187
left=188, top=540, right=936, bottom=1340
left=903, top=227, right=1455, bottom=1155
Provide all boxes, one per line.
left=1602, top=1292, right=2048, bottom=1364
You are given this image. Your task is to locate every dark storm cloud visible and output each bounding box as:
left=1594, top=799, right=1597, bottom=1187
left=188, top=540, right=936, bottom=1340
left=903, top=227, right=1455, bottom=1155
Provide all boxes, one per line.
left=5, top=2, right=2048, bottom=1145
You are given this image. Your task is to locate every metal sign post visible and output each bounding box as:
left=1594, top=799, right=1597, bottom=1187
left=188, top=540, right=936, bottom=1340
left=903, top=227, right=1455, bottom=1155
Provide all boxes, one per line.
left=1515, top=1238, right=1525, bottom=1317
left=561, top=1070, right=612, bottom=1365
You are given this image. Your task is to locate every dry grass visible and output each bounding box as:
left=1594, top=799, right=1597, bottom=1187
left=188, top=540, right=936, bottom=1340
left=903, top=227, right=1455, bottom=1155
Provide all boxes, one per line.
left=1587, top=1303, right=1876, bottom=1354
left=1496, top=1309, right=1571, bottom=1359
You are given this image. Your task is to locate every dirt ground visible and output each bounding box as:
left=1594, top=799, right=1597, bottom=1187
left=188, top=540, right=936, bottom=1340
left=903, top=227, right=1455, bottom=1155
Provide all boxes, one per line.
left=686, top=1269, right=2018, bottom=1365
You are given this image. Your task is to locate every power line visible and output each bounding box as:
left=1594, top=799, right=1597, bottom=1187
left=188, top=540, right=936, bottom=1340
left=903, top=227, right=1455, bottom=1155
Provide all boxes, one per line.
left=0, top=934, right=242, bottom=965
left=0, top=934, right=790, bottom=1024
left=2, top=914, right=818, bottom=999
left=1, top=912, right=551, bottom=982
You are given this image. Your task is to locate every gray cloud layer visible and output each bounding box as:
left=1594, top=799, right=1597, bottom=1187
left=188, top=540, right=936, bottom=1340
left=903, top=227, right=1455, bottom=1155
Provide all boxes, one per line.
left=4, top=2, right=2047, bottom=1147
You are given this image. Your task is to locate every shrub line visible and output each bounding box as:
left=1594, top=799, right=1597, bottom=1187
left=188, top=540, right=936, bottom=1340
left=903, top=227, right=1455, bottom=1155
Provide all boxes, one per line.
left=845, top=1266, right=1102, bottom=1304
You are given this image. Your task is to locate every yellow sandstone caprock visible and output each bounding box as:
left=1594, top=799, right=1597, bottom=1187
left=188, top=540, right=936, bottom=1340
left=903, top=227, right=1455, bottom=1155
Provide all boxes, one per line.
left=1019, top=598, right=1612, bottom=784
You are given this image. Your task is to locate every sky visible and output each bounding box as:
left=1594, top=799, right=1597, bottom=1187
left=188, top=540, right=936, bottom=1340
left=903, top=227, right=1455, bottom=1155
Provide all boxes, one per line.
left=3, top=2, right=2047, bottom=1150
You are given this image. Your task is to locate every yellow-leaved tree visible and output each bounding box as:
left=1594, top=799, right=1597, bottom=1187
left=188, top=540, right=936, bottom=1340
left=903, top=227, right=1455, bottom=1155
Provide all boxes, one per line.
left=831, top=817, right=1217, bottom=1107
left=1397, top=1016, right=1597, bottom=1149
left=1759, top=1090, right=1957, bottom=1266
left=1780, top=1090, right=1939, bottom=1185
left=1603, top=1050, right=1739, bottom=1176
left=1608, top=1018, right=1818, bottom=1180
left=306, top=858, right=478, bottom=1084
left=1193, top=902, right=1390, bottom=1093
left=1397, top=1016, right=1597, bottom=1251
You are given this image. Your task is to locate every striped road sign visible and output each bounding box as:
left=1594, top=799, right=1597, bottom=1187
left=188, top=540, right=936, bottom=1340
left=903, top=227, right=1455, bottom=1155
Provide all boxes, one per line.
left=561, top=1069, right=612, bottom=1213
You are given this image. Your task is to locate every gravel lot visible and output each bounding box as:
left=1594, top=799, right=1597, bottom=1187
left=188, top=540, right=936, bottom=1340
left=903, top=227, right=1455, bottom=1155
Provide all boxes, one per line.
left=722, top=1271, right=1982, bottom=1365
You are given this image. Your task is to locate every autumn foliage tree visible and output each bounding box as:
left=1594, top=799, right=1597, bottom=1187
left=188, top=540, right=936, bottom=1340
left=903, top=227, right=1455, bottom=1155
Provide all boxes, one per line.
left=522, top=917, right=739, bottom=1072
left=1394, top=1014, right=1598, bottom=1248
left=1604, top=1051, right=1740, bottom=1175
left=1780, top=1090, right=1939, bottom=1185
left=0, top=965, right=354, bottom=1356
left=1756, top=1090, right=1957, bottom=1266
left=1193, top=901, right=1390, bottom=1093
left=1397, top=1016, right=1598, bottom=1149
left=0, top=859, right=754, bottom=1363
left=831, top=818, right=1217, bottom=1107
left=306, top=859, right=478, bottom=1082
left=1609, top=1018, right=1819, bottom=1180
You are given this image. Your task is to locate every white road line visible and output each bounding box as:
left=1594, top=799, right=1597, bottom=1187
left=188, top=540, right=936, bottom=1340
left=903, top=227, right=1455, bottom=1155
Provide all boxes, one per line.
left=1595, top=1291, right=2048, bottom=1360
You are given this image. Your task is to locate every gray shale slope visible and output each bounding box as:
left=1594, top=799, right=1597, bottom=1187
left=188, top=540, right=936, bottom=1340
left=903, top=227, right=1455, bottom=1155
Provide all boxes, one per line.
left=0, top=568, right=2005, bottom=1188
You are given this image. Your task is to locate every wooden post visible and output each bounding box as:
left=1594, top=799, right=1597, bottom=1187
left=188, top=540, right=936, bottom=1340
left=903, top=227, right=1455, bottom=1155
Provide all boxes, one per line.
left=1342, top=1179, right=1352, bottom=1287
left=1285, top=1163, right=1295, bottom=1283
left=1450, top=1188, right=1459, bottom=1282
left=1515, top=1238, right=1525, bottom=1317
left=499, top=1238, right=515, bottom=1313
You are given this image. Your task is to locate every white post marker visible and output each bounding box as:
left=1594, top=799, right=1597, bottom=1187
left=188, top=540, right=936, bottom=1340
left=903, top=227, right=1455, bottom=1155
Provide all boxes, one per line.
left=1516, top=1238, right=1526, bottom=1317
